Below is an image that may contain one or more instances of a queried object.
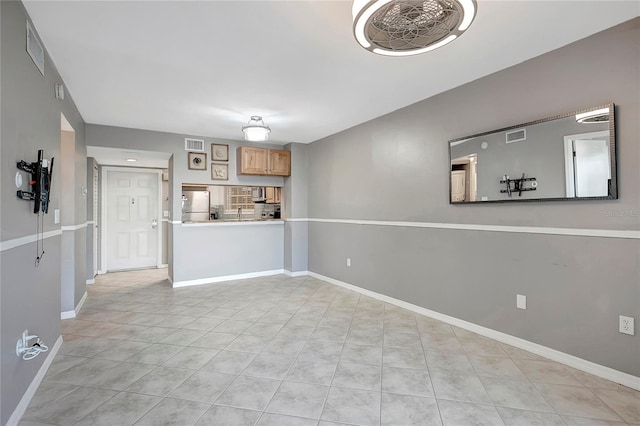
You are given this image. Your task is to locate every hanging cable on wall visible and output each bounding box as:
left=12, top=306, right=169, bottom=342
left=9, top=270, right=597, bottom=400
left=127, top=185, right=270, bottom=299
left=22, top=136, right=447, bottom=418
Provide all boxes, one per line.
left=35, top=212, right=45, bottom=267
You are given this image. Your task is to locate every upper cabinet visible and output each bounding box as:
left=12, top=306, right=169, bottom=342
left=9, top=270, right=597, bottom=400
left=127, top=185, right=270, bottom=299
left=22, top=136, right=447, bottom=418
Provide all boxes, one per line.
left=237, top=147, right=291, bottom=176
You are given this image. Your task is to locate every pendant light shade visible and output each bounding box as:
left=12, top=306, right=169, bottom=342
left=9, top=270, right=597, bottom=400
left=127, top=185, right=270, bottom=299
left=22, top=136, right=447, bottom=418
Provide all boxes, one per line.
left=352, top=0, right=477, bottom=56
left=242, top=116, right=271, bottom=142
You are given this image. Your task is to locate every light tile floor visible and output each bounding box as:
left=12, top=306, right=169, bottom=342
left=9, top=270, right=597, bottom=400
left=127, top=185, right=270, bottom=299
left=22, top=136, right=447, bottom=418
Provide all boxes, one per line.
left=21, top=269, right=640, bottom=426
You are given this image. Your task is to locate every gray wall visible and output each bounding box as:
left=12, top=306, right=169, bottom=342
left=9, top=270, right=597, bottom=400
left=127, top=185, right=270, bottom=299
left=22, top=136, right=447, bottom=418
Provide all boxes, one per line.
left=306, top=19, right=639, bottom=376
left=173, top=224, right=284, bottom=282
left=284, top=143, right=309, bottom=273
left=0, top=1, right=86, bottom=423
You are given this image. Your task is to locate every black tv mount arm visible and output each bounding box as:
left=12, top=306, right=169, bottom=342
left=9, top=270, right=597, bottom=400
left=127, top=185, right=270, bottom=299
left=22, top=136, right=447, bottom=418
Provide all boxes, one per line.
left=17, top=149, right=54, bottom=214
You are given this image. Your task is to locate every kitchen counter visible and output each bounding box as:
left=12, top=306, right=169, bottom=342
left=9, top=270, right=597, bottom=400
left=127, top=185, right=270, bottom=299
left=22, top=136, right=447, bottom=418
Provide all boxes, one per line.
left=181, top=219, right=284, bottom=227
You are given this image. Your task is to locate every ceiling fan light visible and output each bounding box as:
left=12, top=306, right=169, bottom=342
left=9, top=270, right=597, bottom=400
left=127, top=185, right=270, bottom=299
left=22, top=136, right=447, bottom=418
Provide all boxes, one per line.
left=575, top=107, right=610, bottom=123
left=242, top=116, right=271, bottom=141
left=352, top=0, right=477, bottom=56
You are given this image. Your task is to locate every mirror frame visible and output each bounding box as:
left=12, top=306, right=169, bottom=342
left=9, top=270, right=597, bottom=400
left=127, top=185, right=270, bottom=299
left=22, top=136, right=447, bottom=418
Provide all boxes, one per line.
left=448, top=103, right=617, bottom=204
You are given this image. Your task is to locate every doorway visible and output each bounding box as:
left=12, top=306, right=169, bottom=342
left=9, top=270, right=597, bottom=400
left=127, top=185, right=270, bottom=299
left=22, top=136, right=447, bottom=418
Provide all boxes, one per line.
left=563, top=131, right=610, bottom=197
left=102, top=167, right=162, bottom=272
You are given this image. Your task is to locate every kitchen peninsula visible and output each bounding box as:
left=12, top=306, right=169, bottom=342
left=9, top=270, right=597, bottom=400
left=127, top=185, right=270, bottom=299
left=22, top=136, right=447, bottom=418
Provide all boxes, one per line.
left=171, top=184, right=285, bottom=287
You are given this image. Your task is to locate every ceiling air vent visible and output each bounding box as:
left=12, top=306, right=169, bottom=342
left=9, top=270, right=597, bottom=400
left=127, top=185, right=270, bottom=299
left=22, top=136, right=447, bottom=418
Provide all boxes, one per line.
left=185, top=138, right=204, bottom=152
left=505, top=129, right=526, bottom=144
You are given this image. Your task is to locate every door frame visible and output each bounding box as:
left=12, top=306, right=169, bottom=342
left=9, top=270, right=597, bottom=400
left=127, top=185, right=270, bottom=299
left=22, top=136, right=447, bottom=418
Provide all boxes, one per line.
left=563, top=131, right=608, bottom=198
left=100, top=166, right=163, bottom=273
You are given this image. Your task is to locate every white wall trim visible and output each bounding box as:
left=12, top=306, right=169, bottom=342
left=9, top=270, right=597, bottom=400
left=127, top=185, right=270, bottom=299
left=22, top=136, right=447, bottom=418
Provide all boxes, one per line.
left=6, top=335, right=63, bottom=426
left=158, top=264, right=168, bottom=269
left=170, top=220, right=182, bottom=225
left=308, top=271, right=640, bottom=391
left=86, top=279, right=95, bottom=285
left=284, top=270, right=310, bottom=277
left=86, top=220, right=95, bottom=225
left=0, top=230, right=62, bottom=252
left=60, top=291, right=87, bottom=319
left=288, top=218, right=640, bottom=240
left=172, top=269, right=285, bottom=288
left=61, top=223, right=88, bottom=231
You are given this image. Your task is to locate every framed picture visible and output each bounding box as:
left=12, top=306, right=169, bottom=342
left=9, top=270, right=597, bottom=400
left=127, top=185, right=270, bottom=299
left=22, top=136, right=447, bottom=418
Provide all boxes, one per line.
left=212, top=143, right=229, bottom=161
left=188, top=152, right=207, bottom=170
left=211, top=163, right=229, bottom=180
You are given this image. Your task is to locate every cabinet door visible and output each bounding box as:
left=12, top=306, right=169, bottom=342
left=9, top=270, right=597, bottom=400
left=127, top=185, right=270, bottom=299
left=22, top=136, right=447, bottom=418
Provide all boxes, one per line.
left=238, top=147, right=268, bottom=175
left=274, top=187, right=281, bottom=203
left=268, top=150, right=291, bottom=176
left=265, top=187, right=275, bottom=203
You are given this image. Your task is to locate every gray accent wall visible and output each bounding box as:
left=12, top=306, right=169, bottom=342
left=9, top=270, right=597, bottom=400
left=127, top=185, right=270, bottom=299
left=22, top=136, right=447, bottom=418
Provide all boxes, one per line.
left=1, top=1, right=86, bottom=423
left=306, top=19, right=639, bottom=376
left=284, top=143, right=309, bottom=273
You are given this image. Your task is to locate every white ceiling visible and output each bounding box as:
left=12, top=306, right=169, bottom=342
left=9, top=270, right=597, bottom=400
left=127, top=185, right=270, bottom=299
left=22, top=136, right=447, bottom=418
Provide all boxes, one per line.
left=24, top=1, right=639, bottom=144
left=86, top=146, right=170, bottom=169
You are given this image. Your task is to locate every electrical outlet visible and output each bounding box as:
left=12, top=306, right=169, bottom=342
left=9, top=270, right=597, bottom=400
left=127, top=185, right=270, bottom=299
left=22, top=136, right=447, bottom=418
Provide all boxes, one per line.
left=346, top=258, right=351, bottom=267
left=619, top=315, right=634, bottom=335
left=516, top=294, right=526, bottom=310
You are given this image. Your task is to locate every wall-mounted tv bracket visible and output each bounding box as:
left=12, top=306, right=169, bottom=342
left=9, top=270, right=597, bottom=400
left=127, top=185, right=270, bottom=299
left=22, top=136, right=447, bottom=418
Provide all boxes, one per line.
left=17, top=149, right=54, bottom=214
left=500, top=173, right=537, bottom=197
left=16, top=149, right=54, bottom=266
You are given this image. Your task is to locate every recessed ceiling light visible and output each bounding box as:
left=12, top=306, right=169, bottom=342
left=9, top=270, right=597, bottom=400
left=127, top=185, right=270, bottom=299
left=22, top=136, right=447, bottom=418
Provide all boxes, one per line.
left=125, top=158, right=137, bottom=162
left=352, top=0, right=477, bottom=56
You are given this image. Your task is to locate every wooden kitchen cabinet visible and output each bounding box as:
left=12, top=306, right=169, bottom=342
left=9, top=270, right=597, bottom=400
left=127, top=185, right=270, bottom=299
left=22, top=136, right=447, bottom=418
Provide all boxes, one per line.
left=265, top=186, right=281, bottom=204
left=268, top=150, right=291, bottom=176
left=237, top=147, right=291, bottom=176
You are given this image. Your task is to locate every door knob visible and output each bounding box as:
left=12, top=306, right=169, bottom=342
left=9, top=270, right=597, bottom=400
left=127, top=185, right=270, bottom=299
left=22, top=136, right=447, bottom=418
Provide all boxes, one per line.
left=151, top=219, right=158, bottom=229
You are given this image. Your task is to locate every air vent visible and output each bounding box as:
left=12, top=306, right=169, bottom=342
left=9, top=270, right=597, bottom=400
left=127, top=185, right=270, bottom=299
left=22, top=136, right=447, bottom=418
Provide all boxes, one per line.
left=26, top=21, right=45, bottom=75
left=185, top=138, right=204, bottom=152
left=505, top=129, right=526, bottom=144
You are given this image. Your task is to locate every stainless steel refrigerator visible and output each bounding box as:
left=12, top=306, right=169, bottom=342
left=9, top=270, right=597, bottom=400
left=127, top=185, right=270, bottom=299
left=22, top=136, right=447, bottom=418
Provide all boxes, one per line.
left=181, top=191, right=210, bottom=222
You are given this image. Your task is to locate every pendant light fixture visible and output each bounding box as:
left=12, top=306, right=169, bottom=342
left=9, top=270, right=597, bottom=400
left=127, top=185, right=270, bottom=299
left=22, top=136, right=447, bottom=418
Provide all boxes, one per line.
left=352, top=0, right=477, bottom=56
left=242, top=116, right=271, bottom=142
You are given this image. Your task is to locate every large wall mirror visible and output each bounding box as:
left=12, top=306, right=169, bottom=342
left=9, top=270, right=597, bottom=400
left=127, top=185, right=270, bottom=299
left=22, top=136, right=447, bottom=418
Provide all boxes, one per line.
left=448, top=103, right=617, bottom=204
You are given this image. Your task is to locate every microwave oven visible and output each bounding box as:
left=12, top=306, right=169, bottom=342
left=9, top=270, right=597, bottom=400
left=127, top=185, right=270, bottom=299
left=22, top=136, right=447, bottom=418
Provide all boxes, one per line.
left=251, top=187, right=266, bottom=202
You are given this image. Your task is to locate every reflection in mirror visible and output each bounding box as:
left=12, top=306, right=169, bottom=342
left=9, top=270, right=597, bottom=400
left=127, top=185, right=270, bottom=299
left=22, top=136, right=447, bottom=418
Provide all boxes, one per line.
left=448, top=104, right=616, bottom=203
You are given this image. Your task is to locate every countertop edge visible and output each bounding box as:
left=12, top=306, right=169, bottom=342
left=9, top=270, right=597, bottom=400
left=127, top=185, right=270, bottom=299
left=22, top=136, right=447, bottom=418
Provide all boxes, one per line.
left=181, top=220, right=285, bottom=227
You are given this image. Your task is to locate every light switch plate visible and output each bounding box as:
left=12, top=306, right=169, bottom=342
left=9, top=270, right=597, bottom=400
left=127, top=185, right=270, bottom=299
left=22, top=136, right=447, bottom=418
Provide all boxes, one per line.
left=54, top=209, right=60, bottom=224
left=517, top=294, right=526, bottom=310
left=163, top=210, right=169, bottom=218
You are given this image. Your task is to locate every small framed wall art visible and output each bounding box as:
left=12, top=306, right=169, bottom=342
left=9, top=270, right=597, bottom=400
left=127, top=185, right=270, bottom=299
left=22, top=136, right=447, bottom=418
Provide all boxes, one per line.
left=212, top=144, right=229, bottom=161
left=211, top=163, right=229, bottom=180
left=188, top=152, right=207, bottom=170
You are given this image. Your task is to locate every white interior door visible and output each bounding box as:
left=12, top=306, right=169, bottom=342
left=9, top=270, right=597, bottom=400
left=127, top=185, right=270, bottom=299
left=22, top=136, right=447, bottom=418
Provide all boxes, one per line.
left=106, top=170, right=159, bottom=271
left=574, top=139, right=609, bottom=197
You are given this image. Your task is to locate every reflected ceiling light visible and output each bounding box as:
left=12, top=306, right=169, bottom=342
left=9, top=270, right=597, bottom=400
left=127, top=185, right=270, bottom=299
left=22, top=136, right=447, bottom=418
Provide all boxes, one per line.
left=352, top=0, right=477, bottom=56
left=242, top=116, right=271, bottom=142
left=575, top=108, right=610, bottom=123
left=125, top=158, right=137, bottom=162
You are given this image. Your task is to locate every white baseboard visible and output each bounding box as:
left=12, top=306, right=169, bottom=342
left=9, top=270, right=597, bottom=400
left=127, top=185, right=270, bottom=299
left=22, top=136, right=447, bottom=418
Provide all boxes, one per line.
left=97, top=270, right=106, bottom=275
left=60, top=291, right=87, bottom=319
left=172, top=269, right=285, bottom=288
left=284, top=270, right=310, bottom=277
left=6, top=335, right=63, bottom=426
left=308, top=271, right=640, bottom=392
left=86, top=279, right=95, bottom=285
left=158, top=264, right=168, bottom=269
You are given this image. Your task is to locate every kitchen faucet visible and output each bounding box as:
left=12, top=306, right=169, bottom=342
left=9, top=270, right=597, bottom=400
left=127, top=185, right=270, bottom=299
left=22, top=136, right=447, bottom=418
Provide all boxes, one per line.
left=237, top=207, right=242, bottom=219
